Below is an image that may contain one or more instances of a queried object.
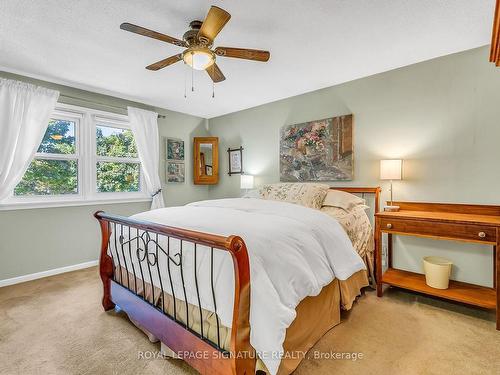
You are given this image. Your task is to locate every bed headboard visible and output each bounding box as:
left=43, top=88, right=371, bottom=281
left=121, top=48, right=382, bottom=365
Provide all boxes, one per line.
left=329, top=187, right=381, bottom=225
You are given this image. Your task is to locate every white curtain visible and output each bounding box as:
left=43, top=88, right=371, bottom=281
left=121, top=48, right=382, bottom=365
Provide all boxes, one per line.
left=127, top=106, right=165, bottom=210
left=0, top=78, right=60, bottom=201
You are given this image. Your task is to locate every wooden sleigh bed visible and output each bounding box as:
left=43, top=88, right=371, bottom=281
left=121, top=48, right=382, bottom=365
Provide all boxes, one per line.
left=94, top=187, right=380, bottom=375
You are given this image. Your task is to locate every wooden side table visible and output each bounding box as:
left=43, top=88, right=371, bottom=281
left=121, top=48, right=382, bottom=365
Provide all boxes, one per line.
left=375, top=201, right=500, bottom=330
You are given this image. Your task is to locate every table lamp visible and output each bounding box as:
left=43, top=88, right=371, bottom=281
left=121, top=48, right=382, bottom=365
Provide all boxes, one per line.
left=380, top=159, right=402, bottom=212
left=240, top=175, right=254, bottom=194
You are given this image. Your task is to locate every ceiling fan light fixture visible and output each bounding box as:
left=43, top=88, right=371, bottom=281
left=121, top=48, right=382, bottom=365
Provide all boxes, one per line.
left=121, top=5, right=270, bottom=88
left=183, top=48, right=215, bottom=70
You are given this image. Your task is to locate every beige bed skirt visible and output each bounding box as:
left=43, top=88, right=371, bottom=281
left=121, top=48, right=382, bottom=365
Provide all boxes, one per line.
left=116, top=267, right=368, bottom=374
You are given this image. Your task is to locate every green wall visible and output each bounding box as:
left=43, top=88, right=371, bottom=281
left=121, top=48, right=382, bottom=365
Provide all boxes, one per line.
left=208, top=46, right=499, bottom=287
left=0, top=71, right=209, bottom=280
left=3, top=46, right=499, bottom=286
left=0, top=203, right=149, bottom=280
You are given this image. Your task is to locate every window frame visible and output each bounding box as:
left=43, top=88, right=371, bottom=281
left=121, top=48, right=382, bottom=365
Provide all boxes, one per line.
left=1, top=103, right=151, bottom=210
left=15, top=110, right=83, bottom=200
left=92, top=115, right=144, bottom=199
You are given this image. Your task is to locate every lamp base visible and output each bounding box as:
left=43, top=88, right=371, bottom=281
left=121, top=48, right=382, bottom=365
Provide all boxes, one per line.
left=384, top=205, right=400, bottom=212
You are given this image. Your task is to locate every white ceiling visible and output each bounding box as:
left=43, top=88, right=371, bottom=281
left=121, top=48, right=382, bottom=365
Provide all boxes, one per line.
left=0, top=1, right=494, bottom=118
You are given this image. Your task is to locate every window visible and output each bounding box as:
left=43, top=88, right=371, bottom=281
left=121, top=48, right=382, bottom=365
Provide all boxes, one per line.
left=3, top=104, right=149, bottom=209
left=95, top=124, right=140, bottom=193
left=15, top=118, right=79, bottom=196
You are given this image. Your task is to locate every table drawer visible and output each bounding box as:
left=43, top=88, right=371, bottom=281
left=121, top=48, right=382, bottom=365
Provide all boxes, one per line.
left=379, top=218, right=497, bottom=243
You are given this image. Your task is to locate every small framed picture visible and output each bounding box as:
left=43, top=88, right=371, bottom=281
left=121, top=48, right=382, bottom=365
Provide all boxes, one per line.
left=228, top=147, right=243, bottom=175
left=166, top=161, right=185, bottom=183
left=166, top=138, right=185, bottom=161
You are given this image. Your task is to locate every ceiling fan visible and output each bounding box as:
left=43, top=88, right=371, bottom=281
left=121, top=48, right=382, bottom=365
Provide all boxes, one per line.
left=120, top=6, right=270, bottom=83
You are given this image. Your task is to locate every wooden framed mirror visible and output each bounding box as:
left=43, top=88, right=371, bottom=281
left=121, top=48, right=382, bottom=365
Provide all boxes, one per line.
left=193, top=137, right=219, bottom=185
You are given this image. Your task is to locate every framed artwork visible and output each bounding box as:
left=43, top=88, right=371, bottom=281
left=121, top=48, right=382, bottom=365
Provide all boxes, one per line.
left=228, top=146, right=243, bottom=175
left=166, top=138, right=185, bottom=160
left=280, top=114, right=353, bottom=181
left=166, top=161, right=185, bottom=183
left=166, top=138, right=185, bottom=184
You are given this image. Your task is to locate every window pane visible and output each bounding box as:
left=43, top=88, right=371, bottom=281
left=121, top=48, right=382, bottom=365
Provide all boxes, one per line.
left=38, top=119, right=76, bottom=154
left=96, top=125, right=138, bottom=158
left=96, top=162, right=140, bottom=192
left=14, top=159, right=78, bottom=196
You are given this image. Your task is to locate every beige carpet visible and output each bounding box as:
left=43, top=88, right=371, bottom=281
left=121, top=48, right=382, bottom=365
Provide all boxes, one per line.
left=0, top=267, right=498, bottom=375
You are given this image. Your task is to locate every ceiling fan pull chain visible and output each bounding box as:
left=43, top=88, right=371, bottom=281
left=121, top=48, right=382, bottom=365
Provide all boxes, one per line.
left=191, top=52, right=195, bottom=92
left=183, top=62, right=187, bottom=98
left=212, top=66, right=215, bottom=98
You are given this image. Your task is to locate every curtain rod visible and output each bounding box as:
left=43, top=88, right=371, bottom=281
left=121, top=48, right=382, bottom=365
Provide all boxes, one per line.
left=59, top=94, right=166, bottom=119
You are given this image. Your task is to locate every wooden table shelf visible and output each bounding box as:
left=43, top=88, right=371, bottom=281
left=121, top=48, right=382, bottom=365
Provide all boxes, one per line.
left=375, top=201, right=500, bottom=330
left=382, top=268, right=496, bottom=309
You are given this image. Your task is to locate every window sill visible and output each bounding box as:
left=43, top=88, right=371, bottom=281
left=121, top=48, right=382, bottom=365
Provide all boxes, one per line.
left=0, top=196, right=152, bottom=211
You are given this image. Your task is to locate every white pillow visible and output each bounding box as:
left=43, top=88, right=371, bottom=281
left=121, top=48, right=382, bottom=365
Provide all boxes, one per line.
left=322, top=189, right=366, bottom=211
left=242, top=189, right=261, bottom=198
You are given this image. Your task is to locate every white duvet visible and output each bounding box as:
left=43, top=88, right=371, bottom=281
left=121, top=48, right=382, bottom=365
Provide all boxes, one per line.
left=115, top=198, right=365, bottom=374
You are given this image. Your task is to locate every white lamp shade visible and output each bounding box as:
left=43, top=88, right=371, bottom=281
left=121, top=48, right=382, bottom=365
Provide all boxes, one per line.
left=380, top=159, right=402, bottom=180
left=240, top=175, right=254, bottom=189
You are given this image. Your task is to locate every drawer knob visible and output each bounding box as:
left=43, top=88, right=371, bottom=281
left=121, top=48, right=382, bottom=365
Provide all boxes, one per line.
left=478, top=231, right=486, bottom=238
left=386, top=223, right=393, bottom=229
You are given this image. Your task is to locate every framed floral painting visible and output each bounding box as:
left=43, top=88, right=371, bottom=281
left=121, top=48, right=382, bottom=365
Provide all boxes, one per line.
left=279, top=115, right=353, bottom=181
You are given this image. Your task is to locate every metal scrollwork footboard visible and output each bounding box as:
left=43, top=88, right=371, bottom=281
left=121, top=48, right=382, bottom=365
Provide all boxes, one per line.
left=94, top=211, right=255, bottom=375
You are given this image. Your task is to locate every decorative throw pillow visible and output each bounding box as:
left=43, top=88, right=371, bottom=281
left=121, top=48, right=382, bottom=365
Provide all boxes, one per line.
left=322, top=189, right=366, bottom=211
left=259, top=183, right=329, bottom=209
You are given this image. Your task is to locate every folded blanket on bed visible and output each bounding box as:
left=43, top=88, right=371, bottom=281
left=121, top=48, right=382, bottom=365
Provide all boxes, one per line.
left=123, top=198, right=365, bottom=375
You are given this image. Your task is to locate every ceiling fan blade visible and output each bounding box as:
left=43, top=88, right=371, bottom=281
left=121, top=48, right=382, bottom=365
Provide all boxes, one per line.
left=198, top=6, right=231, bottom=43
left=120, top=22, right=187, bottom=47
left=214, top=47, right=270, bottom=62
left=146, top=54, right=182, bottom=71
left=206, top=63, right=226, bottom=83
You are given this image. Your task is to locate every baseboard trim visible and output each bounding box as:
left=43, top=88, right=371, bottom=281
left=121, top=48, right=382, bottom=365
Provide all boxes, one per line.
left=0, top=260, right=98, bottom=288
